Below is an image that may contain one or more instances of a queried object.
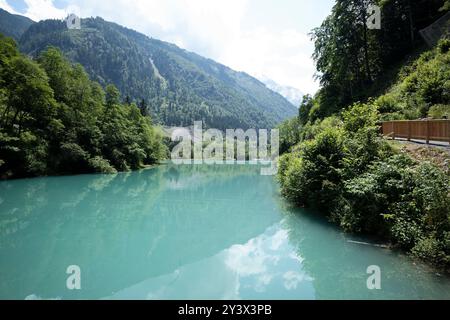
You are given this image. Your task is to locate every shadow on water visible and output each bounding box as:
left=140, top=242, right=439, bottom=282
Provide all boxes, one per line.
left=278, top=202, right=450, bottom=300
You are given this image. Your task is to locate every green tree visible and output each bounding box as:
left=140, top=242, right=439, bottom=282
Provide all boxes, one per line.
left=106, top=84, right=120, bottom=107
left=278, top=117, right=302, bottom=154
left=0, top=37, right=165, bottom=178
left=279, top=128, right=345, bottom=211
left=298, top=94, right=314, bottom=125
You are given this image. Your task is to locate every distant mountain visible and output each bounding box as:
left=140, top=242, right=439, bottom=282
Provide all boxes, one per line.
left=13, top=14, right=297, bottom=129
left=262, top=77, right=304, bottom=108
left=0, top=8, right=34, bottom=41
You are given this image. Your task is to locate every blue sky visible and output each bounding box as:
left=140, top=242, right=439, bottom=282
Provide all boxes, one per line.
left=1, top=0, right=335, bottom=94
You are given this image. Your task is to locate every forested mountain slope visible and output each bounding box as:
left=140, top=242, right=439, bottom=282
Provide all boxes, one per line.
left=18, top=16, right=297, bottom=129
left=0, top=8, right=34, bottom=41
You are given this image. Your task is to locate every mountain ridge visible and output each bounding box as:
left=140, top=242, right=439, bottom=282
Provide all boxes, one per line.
left=262, top=77, right=304, bottom=107
left=0, top=10, right=297, bottom=129
left=0, top=8, right=34, bottom=41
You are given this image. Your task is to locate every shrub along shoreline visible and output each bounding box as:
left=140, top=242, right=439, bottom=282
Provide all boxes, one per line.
left=277, top=32, right=450, bottom=271
left=278, top=103, right=450, bottom=271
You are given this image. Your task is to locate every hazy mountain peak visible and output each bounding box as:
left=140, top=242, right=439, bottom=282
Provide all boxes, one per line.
left=261, top=76, right=304, bottom=108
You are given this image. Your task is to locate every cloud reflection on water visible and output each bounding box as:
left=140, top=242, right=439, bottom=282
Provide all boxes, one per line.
left=105, top=222, right=315, bottom=299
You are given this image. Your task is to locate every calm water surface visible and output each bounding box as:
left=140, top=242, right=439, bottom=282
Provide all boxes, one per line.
left=1, top=164, right=449, bottom=300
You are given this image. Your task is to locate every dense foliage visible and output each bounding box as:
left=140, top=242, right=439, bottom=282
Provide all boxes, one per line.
left=277, top=0, right=450, bottom=269
left=311, top=0, right=448, bottom=118
left=278, top=103, right=450, bottom=268
left=375, top=39, right=450, bottom=119
left=0, top=35, right=166, bottom=179
left=17, top=16, right=296, bottom=130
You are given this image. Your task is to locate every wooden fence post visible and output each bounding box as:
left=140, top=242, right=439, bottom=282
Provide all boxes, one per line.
left=448, top=120, right=450, bottom=145
left=382, top=119, right=450, bottom=143
left=408, top=121, right=411, bottom=141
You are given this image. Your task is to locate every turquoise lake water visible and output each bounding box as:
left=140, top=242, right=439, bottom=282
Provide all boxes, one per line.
left=1, top=163, right=449, bottom=300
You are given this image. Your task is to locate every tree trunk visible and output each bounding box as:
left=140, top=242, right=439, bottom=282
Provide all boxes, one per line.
left=17, top=112, right=24, bottom=136
left=9, top=109, right=19, bottom=130
left=0, top=105, right=11, bottom=129
left=407, top=0, right=415, bottom=46
left=363, top=25, right=372, bottom=82
left=362, top=4, right=373, bottom=83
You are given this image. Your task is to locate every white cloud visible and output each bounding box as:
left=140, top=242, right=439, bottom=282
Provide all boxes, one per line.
left=225, top=236, right=276, bottom=277
left=225, top=233, right=279, bottom=293
left=0, top=0, right=18, bottom=14
left=269, top=229, right=288, bottom=251
left=1, top=0, right=320, bottom=94
left=22, top=0, right=67, bottom=21
left=219, top=27, right=318, bottom=94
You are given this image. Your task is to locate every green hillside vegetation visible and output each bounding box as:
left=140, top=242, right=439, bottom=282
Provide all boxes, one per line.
left=0, top=8, right=34, bottom=42
left=278, top=0, right=450, bottom=270
left=18, top=16, right=297, bottom=130
left=0, top=35, right=166, bottom=179
left=376, top=39, right=450, bottom=120
left=309, top=0, right=448, bottom=119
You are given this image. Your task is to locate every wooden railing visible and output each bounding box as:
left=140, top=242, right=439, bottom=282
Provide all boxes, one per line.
left=381, top=120, right=450, bottom=144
